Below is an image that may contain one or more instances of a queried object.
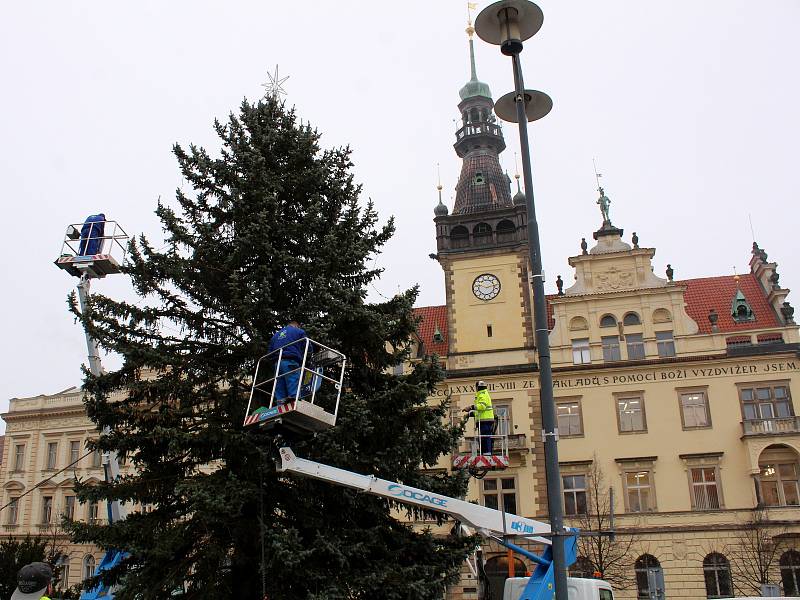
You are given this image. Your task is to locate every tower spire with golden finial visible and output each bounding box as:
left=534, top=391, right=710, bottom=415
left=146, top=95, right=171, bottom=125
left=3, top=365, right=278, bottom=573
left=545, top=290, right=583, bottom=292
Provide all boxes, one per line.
left=434, top=163, right=448, bottom=217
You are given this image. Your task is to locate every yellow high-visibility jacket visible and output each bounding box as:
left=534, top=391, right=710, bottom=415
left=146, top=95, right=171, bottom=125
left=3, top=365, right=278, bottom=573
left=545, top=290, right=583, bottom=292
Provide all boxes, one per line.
left=474, top=389, right=494, bottom=421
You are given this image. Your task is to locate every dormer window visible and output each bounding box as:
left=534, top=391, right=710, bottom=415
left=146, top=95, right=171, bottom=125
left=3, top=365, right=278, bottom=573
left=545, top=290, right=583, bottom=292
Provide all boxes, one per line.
left=731, top=289, right=755, bottom=323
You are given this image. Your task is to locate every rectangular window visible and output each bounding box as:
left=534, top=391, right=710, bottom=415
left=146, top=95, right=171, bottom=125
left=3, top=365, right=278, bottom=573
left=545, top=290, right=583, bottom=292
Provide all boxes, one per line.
left=617, top=395, right=646, bottom=433
left=46, top=442, right=58, bottom=470
left=494, top=404, right=511, bottom=437
left=601, top=336, right=621, bottom=361
left=626, top=333, right=645, bottom=360
left=690, top=467, right=721, bottom=509
left=572, top=339, right=591, bottom=365
left=656, top=331, right=676, bottom=357
left=69, top=441, right=80, bottom=465
left=7, top=498, right=19, bottom=525
left=64, top=496, right=76, bottom=520
left=481, top=477, right=517, bottom=515
left=42, top=496, right=53, bottom=524
left=13, top=444, right=25, bottom=472
left=563, top=474, right=587, bottom=515
left=760, top=462, right=800, bottom=507
left=625, top=470, right=653, bottom=512
left=487, top=324, right=493, bottom=338
left=89, top=501, right=100, bottom=524
left=740, top=383, right=793, bottom=422
left=92, top=449, right=102, bottom=468
left=557, top=401, right=583, bottom=436
left=680, top=391, right=711, bottom=428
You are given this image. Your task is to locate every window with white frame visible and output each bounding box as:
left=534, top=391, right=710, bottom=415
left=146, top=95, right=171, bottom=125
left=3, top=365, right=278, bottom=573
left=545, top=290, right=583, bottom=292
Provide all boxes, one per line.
left=46, top=442, right=58, bottom=470
left=690, top=467, right=721, bottom=510
left=494, top=404, right=511, bottom=437
left=41, top=496, right=53, bottom=524
left=626, top=333, right=645, bottom=360
left=557, top=400, right=583, bottom=436
left=680, top=391, right=711, bottom=428
left=563, top=474, right=587, bottom=515
left=572, top=339, right=591, bottom=364
left=64, top=496, right=76, bottom=520
left=602, top=336, right=621, bottom=361
left=624, top=470, right=654, bottom=512
left=69, top=441, right=80, bottom=465
left=758, top=447, right=800, bottom=507
left=83, top=555, right=96, bottom=581
left=617, top=395, right=646, bottom=433
left=13, top=444, right=25, bottom=472
left=7, top=498, right=19, bottom=525
left=89, top=501, right=100, bottom=524
left=656, top=331, right=676, bottom=357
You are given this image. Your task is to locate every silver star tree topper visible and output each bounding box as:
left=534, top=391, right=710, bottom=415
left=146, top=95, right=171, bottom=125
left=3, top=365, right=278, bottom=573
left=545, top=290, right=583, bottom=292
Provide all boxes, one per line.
left=261, top=65, right=289, bottom=100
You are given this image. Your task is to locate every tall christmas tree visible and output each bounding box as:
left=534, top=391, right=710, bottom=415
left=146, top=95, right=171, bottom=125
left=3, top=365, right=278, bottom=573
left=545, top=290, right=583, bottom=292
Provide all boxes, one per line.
left=68, top=96, right=474, bottom=599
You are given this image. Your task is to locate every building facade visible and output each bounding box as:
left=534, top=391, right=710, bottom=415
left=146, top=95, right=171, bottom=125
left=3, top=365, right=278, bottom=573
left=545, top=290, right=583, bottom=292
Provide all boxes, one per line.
left=0, top=387, right=126, bottom=594
left=418, top=24, right=800, bottom=600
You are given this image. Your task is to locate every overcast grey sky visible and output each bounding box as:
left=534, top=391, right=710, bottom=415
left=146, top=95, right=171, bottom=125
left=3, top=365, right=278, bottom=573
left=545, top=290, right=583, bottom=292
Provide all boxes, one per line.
left=1, top=1, right=798, bottom=420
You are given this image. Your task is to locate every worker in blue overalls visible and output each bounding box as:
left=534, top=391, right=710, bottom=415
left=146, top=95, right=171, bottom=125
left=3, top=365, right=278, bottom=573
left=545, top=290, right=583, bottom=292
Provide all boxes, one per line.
left=268, top=320, right=309, bottom=404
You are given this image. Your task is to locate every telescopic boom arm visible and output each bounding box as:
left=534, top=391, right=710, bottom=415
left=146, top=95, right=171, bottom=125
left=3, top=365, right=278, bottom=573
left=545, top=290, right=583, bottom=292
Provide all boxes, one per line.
left=277, top=447, right=552, bottom=545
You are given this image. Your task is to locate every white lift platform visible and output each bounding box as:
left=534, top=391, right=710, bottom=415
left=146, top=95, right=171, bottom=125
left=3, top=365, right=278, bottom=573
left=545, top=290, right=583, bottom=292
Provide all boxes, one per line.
left=244, top=338, right=346, bottom=434
left=54, top=217, right=129, bottom=279
left=452, top=409, right=510, bottom=477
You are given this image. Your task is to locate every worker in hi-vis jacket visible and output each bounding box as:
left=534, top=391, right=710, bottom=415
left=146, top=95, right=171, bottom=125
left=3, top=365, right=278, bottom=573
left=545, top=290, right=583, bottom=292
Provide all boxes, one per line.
left=463, top=380, right=495, bottom=455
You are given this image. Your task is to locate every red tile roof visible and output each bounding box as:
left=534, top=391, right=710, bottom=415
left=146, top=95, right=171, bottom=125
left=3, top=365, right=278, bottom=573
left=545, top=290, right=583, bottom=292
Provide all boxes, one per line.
left=414, top=274, right=781, bottom=351
left=679, top=274, right=780, bottom=334
left=413, top=305, right=449, bottom=356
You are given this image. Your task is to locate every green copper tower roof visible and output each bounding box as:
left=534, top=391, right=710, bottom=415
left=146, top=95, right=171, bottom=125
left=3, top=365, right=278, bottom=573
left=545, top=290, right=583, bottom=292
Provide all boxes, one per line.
left=459, top=29, right=492, bottom=101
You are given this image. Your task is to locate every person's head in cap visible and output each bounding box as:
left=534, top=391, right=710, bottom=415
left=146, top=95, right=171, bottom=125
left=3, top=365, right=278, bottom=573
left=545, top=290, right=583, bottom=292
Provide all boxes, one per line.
left=11, top=562, right=53, bottom=600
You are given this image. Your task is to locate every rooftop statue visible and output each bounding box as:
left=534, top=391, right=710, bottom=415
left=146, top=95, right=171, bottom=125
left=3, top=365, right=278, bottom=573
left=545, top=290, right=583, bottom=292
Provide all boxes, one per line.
left=597, top=187, right=612, bottom=225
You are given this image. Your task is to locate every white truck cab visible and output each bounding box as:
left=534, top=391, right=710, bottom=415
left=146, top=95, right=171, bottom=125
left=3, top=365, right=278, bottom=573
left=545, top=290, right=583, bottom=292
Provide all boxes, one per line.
left=504, top=576, right=614, bottom=600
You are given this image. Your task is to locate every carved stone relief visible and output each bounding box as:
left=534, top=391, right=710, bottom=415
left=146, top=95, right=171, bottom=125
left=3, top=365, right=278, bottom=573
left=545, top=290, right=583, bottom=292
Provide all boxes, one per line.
left=594, top=267, right=634, bottom=291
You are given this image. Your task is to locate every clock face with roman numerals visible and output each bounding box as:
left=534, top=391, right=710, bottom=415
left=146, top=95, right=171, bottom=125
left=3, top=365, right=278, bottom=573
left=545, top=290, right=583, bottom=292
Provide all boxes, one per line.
left=472, top=273, right=501, bottom=301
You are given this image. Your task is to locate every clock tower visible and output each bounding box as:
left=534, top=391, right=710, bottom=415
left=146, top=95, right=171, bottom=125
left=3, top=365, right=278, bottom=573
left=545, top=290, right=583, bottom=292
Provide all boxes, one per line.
left=433, top=23, right=535, bottom=367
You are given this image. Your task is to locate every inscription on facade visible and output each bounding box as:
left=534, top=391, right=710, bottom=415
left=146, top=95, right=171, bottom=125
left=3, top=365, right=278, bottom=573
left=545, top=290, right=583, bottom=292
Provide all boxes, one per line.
left=433, top=361, right=798, bottom=396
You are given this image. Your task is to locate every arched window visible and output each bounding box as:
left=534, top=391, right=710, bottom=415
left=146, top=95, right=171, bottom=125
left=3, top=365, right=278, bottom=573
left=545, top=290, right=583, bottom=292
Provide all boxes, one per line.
left=83, top=555, right=96, bottom=581
left=703, top=552, right=732, bottom=598
left=450, top=226, right=469, bottom=249
left=484, top=555, right=527, bottom=600
left=635, top=554, right=663, bottom=600
left=600, top=314, right=617, bottom=328
left=623, top=312, right=642, bottom=326
left=570, top=556, right=596, bottom=579
left=780, top=550, right=800, bottom=596
left=496, top=219, right=516, bottom=242
left=473, top=223, right=492, bottom=246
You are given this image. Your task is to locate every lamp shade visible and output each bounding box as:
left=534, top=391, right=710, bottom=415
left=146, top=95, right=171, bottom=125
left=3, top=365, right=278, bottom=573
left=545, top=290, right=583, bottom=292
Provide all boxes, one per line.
left=474, top=0, right=544, bottom=46
left=494, top=89, right=552, bottom=123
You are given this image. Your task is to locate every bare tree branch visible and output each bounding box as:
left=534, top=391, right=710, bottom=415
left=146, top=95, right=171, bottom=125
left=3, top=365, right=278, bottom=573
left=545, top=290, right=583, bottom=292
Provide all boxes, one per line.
left=567, top=457, right=639, bottom=591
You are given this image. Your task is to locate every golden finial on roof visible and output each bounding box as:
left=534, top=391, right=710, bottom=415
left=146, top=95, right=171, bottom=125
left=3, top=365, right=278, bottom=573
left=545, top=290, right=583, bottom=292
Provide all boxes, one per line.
left=466, top=2, right=477, bottom=37
left=514, top=152, right=521, bottom=181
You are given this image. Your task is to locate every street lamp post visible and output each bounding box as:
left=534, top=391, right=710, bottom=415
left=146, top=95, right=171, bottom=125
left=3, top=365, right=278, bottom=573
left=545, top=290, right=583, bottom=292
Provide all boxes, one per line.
left=474, top=3, right=568, bottom=600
